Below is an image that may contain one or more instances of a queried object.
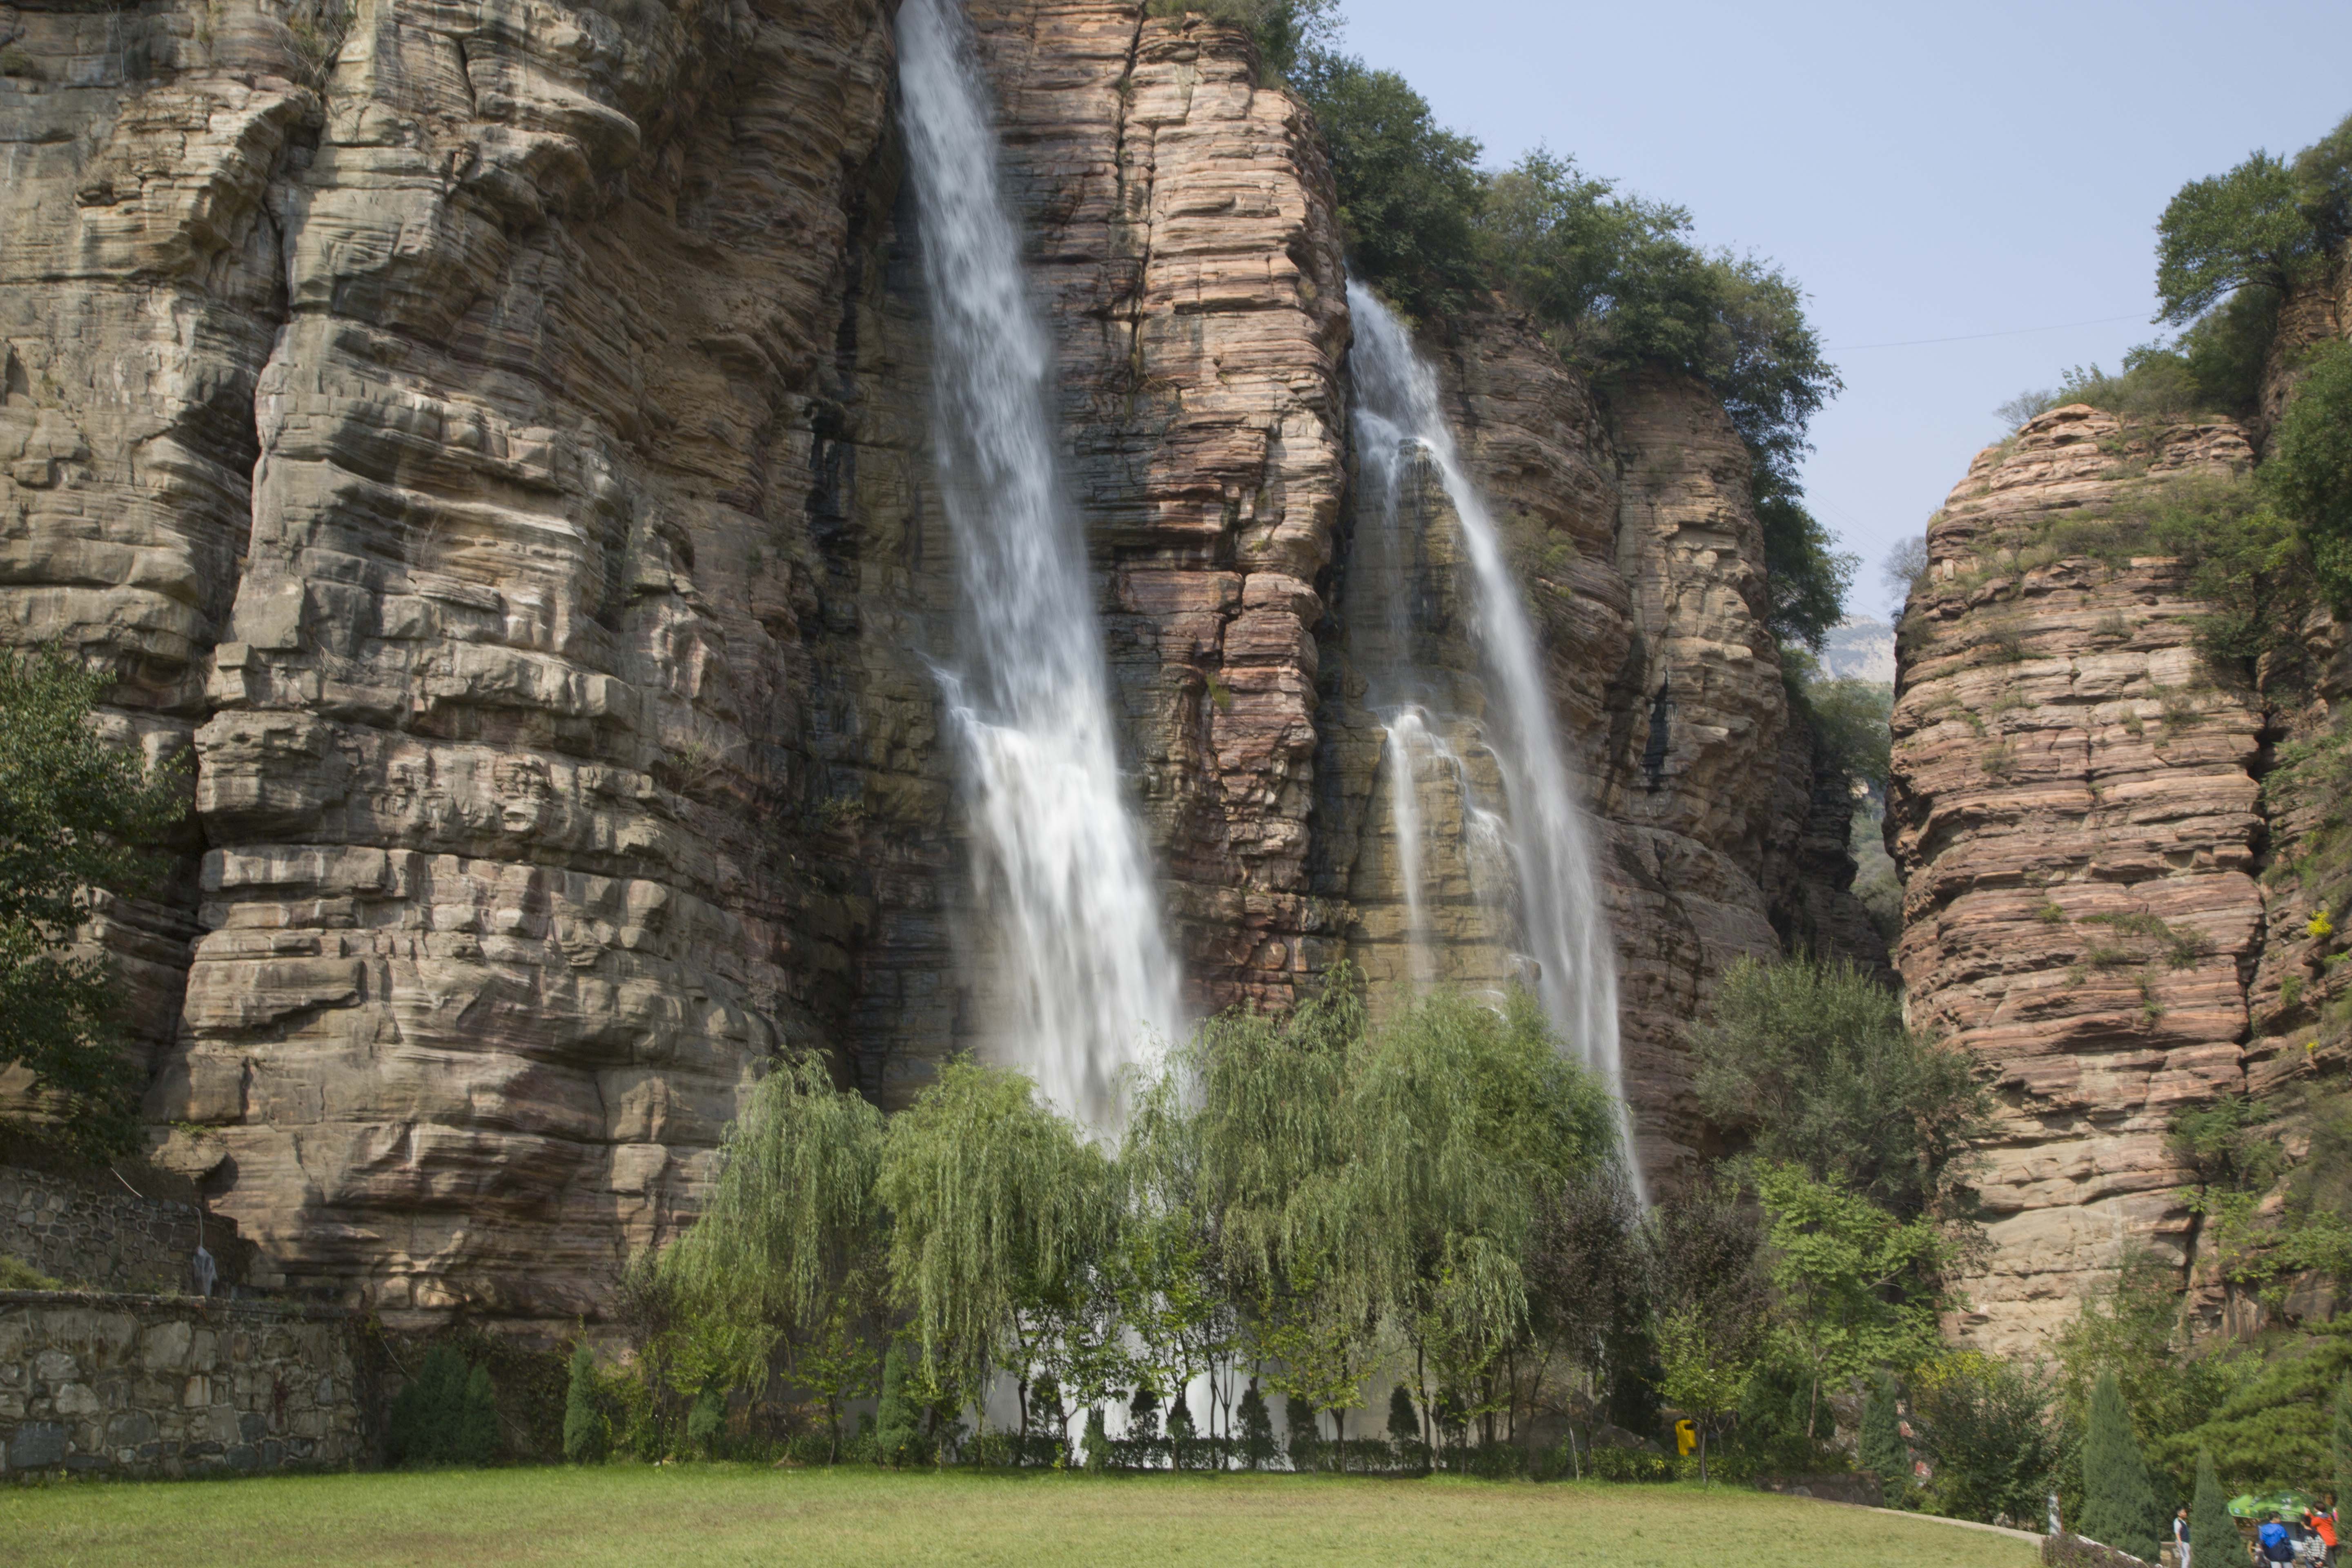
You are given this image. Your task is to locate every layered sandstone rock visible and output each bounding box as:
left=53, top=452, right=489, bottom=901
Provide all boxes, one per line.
left=3, top=0, right=1873, bottom=1322
left=1887, top=404, right=2266, bottom=1352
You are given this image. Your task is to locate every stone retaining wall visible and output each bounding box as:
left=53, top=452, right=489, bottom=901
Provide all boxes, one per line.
left=1, top=1166, right=252, bottom=1294
left=0, top=1292, right=370, bottom=1479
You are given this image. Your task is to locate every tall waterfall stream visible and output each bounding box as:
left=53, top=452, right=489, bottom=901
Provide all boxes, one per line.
left=1348, top=283, right=1640, bottom=1192
left=898, top=0, right=1181, bottom=1133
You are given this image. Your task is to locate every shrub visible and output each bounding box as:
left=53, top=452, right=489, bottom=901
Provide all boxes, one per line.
left=2080, top=1371, right=2165, bottom=1564
left=1082, top=1406, right=1108, bottom=1474
left=1912, top=1352, right=2063, bottom=1527
left=2266, top=341, right=2352, bottom=609
left=1585, top=1442, right=1677, bottom=1482
left=1692, top=956, right=1989, bottom=1220
left=561, top=1343, right=607, bottom=1463
left=0, top=1254, right=60, bottom=1290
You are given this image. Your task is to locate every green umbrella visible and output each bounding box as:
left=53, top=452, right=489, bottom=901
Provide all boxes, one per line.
left=2230, top=1490, right=2319, bottom=1520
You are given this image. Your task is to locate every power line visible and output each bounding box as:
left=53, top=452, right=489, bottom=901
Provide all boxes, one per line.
left=1827, top=312, right=2152, bottom=352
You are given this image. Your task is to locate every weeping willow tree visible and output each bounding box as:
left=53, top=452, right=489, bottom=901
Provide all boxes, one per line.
left=1345, top=989, right=1621, bottom=1457
left=874, top=1057, right=1116, bottom=1445
left=1157, top=966, right=1369, bottom=1459
left=1119, top=1056, right=1241, bottom=1448
left=657, top=1052, right=886, bottom=1459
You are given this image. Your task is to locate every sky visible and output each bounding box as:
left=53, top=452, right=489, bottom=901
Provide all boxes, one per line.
left=1331, top=0, right=2352, bottom=619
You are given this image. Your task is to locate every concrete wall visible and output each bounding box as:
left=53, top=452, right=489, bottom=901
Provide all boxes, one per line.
left=0, top=1292, right=369, bottom=1479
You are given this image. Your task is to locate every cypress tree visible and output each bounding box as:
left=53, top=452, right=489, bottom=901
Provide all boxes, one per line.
left=455, top=1363, right=501, bottom=1466
left=2336, top=1376, right=2352, bottom=1521
left=561, top=1344, right=605, bottom=1463
left=875, top=1345, right=917, bottom=1467
left=1082, top=1407, right=1109, bottom=1474
left=1238, top=1384, right=1274, bottom=1470
left=2080, top=1370, right=2164, bottom=1562
left=687, top=1384, right=727, bottom=1458
left=388, top=1344, right=470, bottom=1466
left=1387, top=1384, right=1419, bottom=1446
left=1285, top=1394, right=1319, bottom=1471
left=2192, top=1450, right=2237, bottom=1568
left=1858, top=1372, right=1908, bottom=1499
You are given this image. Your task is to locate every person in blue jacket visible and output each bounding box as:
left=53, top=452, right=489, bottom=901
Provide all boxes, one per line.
left=2259, top=1514, right=2297, bottom=1566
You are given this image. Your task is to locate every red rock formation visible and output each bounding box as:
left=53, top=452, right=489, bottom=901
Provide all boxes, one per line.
left=1888, top=404, right=2266, bottom=1352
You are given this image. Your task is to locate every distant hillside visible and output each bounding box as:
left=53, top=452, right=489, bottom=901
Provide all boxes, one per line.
left=1819, top=616, right=1895, bottom=684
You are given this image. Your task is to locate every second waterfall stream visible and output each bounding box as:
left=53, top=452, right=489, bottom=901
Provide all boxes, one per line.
left=1348, top=282, right=1641, bottom=1195
left=896, top=0, right=1181, bottom=1131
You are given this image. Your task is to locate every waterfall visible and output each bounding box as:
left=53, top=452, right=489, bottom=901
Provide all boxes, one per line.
left=897, top=0, right=1182, bottom=1131
left=1347, top=282, right=1639, bottom=1192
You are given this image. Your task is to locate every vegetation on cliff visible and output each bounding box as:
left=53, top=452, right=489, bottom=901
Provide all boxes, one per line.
left=1269, top=10, right=1853, bottom=651
left=0, top=653, right=183, bottom=1158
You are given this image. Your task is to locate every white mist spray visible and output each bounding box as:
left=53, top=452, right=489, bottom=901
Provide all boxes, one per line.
left=897, top=0, right=1182, bottom=1132
left=1348, top=282, right=1640, bottom=1196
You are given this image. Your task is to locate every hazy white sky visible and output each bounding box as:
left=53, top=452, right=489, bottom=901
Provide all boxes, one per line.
left=1332, top=0, right=2352, bottom=618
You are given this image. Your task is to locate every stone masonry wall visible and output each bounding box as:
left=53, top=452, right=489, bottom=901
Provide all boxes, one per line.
left=0, top=1293, right=367, bottom=1479
left=1, top=1166, right=253, bottom=1295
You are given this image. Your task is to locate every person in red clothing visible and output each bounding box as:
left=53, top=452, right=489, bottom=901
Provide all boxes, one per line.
left=2305, top=1498, right=2339, bottom=1567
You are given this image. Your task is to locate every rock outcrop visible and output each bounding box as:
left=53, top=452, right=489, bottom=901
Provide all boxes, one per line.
left=2, top=0, right=1875, bottom=1326
left=1887, top=404, right=2268, bottom=1352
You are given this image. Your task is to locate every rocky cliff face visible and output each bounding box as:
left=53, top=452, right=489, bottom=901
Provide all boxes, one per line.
left=1887, top=405, right=2270, bottom=1352
left=3, top=0, right=1871, bottom=1329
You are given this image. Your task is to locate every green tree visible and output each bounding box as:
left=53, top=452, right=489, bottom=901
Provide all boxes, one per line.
left=1756, top=1163, right=1946, bottom=1439
left=2080, top=1370, right=2165, bottom=1562
left=1291, top=53, right=1484, bottom=320
left=2192, top=1450, right=2238, bottom=1568
left=562, top=1343, right=606, bottom=1463
left=875, top=1058, right=1114, bottom=1410
left=1695, top=958, right=1989, bottom=1219
left=0, top=652, right=183, bottom=1155
left=2265, top=341, right=2352, bottom=608
left=2157, top=151, right=2314, bottom=324
left=658, top=1052, right=888, bottom=1459
left=1656, top=1304, right=1753, bottom=1485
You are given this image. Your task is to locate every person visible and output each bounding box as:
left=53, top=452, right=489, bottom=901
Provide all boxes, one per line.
left=2175, top=1506, right=2190, bottom=1568
left=2306, top=1499, right=2339, bottom=1568
left=2260, top=1514, right=2296, bottom=1568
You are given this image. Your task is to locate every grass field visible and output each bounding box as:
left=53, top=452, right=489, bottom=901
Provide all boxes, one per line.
left=3, top=1466, right=2038, bottom=1568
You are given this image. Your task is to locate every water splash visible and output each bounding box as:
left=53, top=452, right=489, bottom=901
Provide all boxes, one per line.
left=898, top=0, right=1182, bottom=1131
left=1347, top=282, right=1640, bottom=1194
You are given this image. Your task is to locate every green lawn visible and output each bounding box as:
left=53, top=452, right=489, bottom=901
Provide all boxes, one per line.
left=3, top=1466, right=2037, bottom=1568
